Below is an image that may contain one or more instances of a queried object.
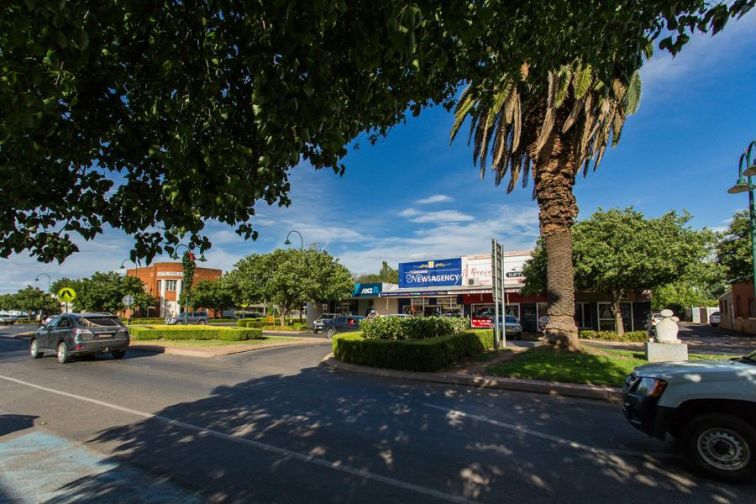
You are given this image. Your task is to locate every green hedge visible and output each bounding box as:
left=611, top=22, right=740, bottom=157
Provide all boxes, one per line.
left=126, top=318, right=166, bottom=325
left=237, top=318, right=267, bottom=328
left=129, top=325, right=263, bottom=341
left=361, top=316, right=469, bottom=341
left=579, top=330, right=649, bottom=342
left=207, top=318, right=237, bottom=324
left=332, top=330, right=493, bottom=372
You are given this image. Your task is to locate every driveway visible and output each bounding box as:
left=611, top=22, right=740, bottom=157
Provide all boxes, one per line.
left=678, top=322, right=755, bottom=355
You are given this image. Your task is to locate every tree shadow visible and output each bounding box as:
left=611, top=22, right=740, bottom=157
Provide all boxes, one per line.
left=0, top=414, right=37, bottom=437
left=53, top=364, right=753, bottom=503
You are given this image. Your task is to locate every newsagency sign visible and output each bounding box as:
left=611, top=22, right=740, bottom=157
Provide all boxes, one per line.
left=399, top=258, right=462, bottom=288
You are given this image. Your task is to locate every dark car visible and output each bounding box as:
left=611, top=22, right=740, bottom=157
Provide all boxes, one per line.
left=321, top=315, right=364, bottom=339
left=30, top=313, right=130, bottom=364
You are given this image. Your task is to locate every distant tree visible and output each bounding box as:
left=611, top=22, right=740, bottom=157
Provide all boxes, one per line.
left=11, top=286, right=59, bottom=317
left=716, top=210, right=752, bottom=281
left=524, top=208, right=714, bottom=336
left=652, top=258, right=726, bottom=313
left=51, top=272, right=150, bottom=313
left=357, top=261, right=399, bottom=284
left=191, top=278, right=235, bottom=318
left=228, top=249, right=353, bottom=325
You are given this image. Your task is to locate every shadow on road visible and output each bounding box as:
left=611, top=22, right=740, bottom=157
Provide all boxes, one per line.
left=0, top=414, right=37, bottom=437
left=43, top=363, right=750, bottom=504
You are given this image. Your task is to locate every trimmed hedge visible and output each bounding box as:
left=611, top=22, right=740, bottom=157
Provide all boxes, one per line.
left=237, top=318, right=267, bottom=328
left=579, top=330, right=649, bottom=342
left=332, top=330, right=494, bottom=372
left=361, top=316, right=469, bottom=340
left=126, top=318, right=166, bottom=325
left=129, top=325, right=263, bottom=341
left=262, top=324, right=307, bottom=331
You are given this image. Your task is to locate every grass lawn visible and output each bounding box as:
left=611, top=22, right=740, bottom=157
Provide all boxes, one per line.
left=133, top=336, right=296, bottom=348
left=486, top=346, right=732, bottom=387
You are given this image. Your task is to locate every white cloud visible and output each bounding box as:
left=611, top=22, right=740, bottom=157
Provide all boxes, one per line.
left=398, top=208, right=420, bottom=217
left=416, top=194, right=453, bottom=205
left=341, top=203, right=539, bottom=274
left=407, top=210, right=474, bottom=223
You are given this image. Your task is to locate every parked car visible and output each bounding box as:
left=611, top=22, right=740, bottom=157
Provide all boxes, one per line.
left=622, top=350, right=756, bottom=481
left=321, top=315, right=364, bottom=339
left=709, top=311, right=721, bottom=327
left=165, top=311, right=208, bottom=325
left=0, top=314, right=17, bottom=325
left=312, top=313, right=340, bottom=333
left=493, top=315, right=523, bottom=338
left=30, top=313, right=129, bottom=364
left=384, top=313, right=413, bottom=318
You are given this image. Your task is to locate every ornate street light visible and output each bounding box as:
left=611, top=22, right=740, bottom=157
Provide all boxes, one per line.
left=284, top=230, right=304, bottom=250
left=727, top=140, right=756, bottom=300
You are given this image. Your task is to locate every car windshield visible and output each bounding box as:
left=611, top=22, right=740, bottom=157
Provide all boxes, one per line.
left=79, top=316, right=121, bottom=327
left=505, top=316, right=518, bottom=323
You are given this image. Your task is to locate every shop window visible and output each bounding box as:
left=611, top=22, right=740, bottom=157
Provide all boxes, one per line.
left=749, top=298, right=756, bottom=318
left=736, top=295, right=742, bottom=317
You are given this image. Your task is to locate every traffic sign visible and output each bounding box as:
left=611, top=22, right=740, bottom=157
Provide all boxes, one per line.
left=122, top=295, right=134, bottom=307
left=57, top=287, right=76, bottom=303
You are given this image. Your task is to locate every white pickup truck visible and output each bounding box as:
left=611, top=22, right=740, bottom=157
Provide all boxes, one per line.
left=623, top=350, right=756, bottom=482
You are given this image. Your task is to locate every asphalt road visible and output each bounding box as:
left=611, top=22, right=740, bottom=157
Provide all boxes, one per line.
left=0, top=324, right=752, bottom=504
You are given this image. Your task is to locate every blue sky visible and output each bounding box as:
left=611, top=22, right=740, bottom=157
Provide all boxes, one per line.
left=1, top=13, right=755, bottom=291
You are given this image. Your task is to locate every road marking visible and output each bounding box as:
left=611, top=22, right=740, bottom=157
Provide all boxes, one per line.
left=422, top=402, right=675, bottom=459
left=0, top=374, right=474, bottom=504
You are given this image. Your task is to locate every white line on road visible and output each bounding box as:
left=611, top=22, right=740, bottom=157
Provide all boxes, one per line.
left=0, top=374, right=475, bottom=504
left=422, top=403, right=675, bottom=459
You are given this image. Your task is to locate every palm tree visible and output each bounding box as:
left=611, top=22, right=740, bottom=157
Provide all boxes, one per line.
left=451, top=62, right=641, bottom=350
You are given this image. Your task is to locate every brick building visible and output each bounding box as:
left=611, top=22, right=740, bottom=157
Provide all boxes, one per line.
left=719, top=280, right=756, bottom=335
left=126, top=262, right=222, bottom=317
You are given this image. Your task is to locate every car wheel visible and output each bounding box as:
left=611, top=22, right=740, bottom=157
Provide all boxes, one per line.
left=313, top=329, right=319, bottom=334
left=30, top=338, right=43, bottom=359
left=326, top=328, right=336, bottom=340
left=56, top=342, right=70, bottom=364
left=198, top=320, right=206, bottom=325
left=681, top=413, right=755, bottom=482
left=111, top=350, right=126, bottom=360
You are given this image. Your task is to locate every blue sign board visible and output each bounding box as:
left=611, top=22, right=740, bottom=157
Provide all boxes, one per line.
left=399, top=258, right=462, bottom=288
left=352, top=283, right=382, bottom=298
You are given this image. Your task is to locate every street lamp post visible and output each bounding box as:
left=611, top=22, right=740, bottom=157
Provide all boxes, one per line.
left=284, top=230, right=305, bottom=250
left=728, top=140, right=756, bottom=301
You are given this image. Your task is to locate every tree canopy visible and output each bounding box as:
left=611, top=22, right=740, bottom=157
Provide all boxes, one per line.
left=227, top=248, right=353, bottom=320
left=356, top=261, right=399, bottom=284
left=51, top=272, right=155, bottom=313
left=2, top=1, right=752, bottom=263
left=191, top=277, right=235, bottom=317
left=716, top=209, right=752, bottom=282
left=0, top=286, right=59, bottom=316
left=524, top=208, right=715, bottom=334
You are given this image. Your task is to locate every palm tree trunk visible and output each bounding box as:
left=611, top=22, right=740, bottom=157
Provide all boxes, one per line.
left=534, top=135, right=579, bottom=351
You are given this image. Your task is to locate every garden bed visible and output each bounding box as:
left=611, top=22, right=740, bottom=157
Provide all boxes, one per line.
left=128, top=324, right=263, bottom=341
left=332, top=330, right=494, bottom=372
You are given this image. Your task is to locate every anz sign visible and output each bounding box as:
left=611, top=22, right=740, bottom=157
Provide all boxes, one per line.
left=352, top=283, right=382, bottom=298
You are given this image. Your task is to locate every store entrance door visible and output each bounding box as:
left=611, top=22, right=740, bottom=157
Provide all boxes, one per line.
left=521, top=304, right=537, bottom=333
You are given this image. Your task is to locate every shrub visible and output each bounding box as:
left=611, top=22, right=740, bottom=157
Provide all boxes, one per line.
left=126, top=318, right=166, bottom=325
left=207, top=318, right=237, bottom=324
left=262, top=325, right=304, bottom=331
left=129, top=325, right=263, bottom=341
left=237, top=318, right=267, bottom=328
left=579, top=330, right=649, bottom=342
left=361, top=316, right=468, bottom=341
left=332, top=330, right=492, bottom=372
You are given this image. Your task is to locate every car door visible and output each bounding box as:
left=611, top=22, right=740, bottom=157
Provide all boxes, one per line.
left=52, top=316, right=72, bottom=348
left=39, top=316, right=59, bottom=349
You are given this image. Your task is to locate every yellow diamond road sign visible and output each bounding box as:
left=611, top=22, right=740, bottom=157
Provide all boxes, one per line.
left=57, top=287, right=76, bottom=303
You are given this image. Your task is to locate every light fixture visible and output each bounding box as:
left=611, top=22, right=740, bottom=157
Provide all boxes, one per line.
left=728, top=180, right=749, bottom=194
left=743, top=163, right=756, bottom=177
left=284, top=239, right=291, bottom=245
